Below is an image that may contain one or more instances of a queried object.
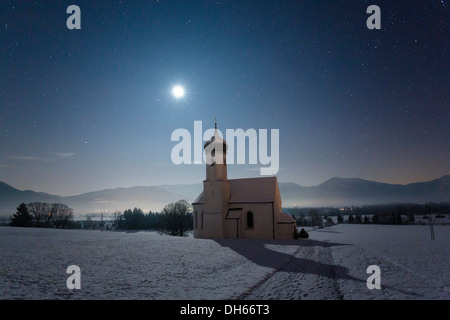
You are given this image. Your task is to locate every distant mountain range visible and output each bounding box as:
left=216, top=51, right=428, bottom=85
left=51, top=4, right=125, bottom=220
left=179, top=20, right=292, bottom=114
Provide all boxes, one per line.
left=0, top=175, right=449, bottom=217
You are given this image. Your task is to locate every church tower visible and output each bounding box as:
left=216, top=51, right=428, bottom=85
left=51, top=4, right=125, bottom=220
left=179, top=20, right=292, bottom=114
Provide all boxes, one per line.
left=201, top=121, right=230, bottom=238
left=192, top=119, right=297, bottom=239
left=204, top=121, right=228, bottom=182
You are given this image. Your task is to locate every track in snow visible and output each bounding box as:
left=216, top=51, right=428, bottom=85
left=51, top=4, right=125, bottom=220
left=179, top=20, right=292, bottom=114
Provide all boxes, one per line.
left=240, top=245, right=346, bottom=300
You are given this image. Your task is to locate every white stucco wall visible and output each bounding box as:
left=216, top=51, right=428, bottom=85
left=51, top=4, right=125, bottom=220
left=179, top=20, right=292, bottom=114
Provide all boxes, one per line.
left=193, top=206, right=223, bottom=239
left=273, top=183, right=296, bottom=239
left=194, top=173, right=295, bottom=239
left=226, top=203, right=274, bottom=239
left=276, top=222, right=297, bottom=239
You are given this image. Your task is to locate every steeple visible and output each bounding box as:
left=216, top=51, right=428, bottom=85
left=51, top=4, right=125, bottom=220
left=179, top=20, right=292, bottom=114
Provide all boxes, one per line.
left=204, top=118, right=228, bottom=182
left=201, top=117, right=230, bottom=238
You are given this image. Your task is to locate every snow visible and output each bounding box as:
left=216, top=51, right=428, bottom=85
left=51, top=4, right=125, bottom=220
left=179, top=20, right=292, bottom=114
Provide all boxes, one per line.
left=309, top=225, right=449, bottom=300
left=0, top=225, right=448, bottom=300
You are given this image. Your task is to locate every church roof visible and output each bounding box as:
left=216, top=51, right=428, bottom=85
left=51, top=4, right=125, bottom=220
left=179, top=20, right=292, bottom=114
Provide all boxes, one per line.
left=278, top=212, right=296, bottom=223
left=192, top=177, right=279, bottom=205
left=228, top=177, right=278, bottom=203
left=192, top=191, right=204, bottom=205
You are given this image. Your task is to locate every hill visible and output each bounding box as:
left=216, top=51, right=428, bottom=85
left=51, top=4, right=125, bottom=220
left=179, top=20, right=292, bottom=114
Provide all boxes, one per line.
left=0, top=175, right=449, bottom=217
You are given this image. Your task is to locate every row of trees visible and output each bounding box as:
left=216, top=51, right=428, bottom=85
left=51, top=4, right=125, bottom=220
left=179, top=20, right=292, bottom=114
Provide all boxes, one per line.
left=294, top=211, right=412, bottom=227
left=295, top=211, right=416, bottom=226
left=294, top=209, right=325, bottom=229
left=288, top=202, right=449, bottom=227
left=111, top=200, right=193, bottom=236
left=286, top=202, right=449, bottom=218
left=340, top=202, right=450, bottom=217
left=339, top=212, right=412, bottom=225
left=8, top=200, right=193, bottom=236
left=10, top=202, right=74, bottom=229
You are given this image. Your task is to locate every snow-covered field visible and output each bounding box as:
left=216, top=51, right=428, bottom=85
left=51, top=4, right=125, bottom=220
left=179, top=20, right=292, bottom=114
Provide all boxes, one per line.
left=0, top=225, right=448, bottom=300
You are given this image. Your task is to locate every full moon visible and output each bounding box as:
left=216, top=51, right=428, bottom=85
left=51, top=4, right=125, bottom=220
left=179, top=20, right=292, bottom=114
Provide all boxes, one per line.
left=172, top=85, right=185, bottom=99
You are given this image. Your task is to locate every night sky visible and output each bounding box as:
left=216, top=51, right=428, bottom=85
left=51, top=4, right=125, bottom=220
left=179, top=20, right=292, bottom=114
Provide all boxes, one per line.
left=1, top=0, right=449, bottom=196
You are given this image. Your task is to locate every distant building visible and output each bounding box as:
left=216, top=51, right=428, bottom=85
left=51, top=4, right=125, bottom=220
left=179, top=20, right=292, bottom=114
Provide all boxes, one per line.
left=192, top=122, right=296, bottom=239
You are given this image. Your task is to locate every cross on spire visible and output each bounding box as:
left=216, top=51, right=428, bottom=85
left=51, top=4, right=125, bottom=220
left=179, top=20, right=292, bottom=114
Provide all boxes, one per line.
left=215, top=116, right=217, bottom=129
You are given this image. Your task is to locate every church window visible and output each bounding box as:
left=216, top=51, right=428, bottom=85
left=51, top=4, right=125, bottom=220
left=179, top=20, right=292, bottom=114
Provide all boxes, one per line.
left=247, top=211, right=254, bottom=229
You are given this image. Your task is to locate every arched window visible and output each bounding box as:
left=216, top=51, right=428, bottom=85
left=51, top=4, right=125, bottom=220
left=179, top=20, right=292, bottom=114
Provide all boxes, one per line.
left=247, top=211, right=254, bottom=229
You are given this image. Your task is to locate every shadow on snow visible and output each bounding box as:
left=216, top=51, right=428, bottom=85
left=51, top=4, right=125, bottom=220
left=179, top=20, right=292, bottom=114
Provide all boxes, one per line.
left=214, top=238, right=356, bottom=281
left=214, top=238, right=423, bottom=298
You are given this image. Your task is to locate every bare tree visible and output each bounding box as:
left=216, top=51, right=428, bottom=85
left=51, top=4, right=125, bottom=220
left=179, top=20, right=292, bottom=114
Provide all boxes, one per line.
left=46, top=203, right=59, bottom=227
left=111, top=211, right=123, bottom=229
left=51, top=204, right=74, bottom=229
left=60, top=205, right=74, bottom=229
left=27, top=202, right=49, bottom=227
left=309, top=209, right=322, bottom=230
left=160, top=200, right=192, bottom=236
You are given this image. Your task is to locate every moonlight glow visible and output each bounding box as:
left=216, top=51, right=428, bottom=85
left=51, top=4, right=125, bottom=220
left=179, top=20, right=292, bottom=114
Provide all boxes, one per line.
left=172, top=85, right=185, bottom=99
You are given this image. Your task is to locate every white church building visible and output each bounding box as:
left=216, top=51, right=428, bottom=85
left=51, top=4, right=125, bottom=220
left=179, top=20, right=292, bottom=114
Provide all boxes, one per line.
left=192, top=123, right=297, bottom=239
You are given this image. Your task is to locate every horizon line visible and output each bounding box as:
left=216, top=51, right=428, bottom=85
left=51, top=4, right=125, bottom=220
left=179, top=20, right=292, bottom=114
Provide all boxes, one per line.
left=1, top=174, right=448, bottom=198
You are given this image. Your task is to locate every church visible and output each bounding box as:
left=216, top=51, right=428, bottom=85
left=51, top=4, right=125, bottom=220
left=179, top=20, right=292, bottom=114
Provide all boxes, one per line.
left=192, top=123, right=297, bottom=239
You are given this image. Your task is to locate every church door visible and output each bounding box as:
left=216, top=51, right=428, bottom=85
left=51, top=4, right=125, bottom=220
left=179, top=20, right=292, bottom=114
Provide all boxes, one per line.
left=225, top=209, right=241, bottom=238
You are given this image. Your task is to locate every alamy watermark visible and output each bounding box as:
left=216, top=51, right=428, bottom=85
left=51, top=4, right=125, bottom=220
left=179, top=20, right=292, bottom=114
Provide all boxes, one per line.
left=66, top=4, right=379, bottom=31
left=171, top=121, right=280, bottom=175
left=66, top=5, right=81, bottom=30
left=366, top=5, right=381, bottom=30
left=66, top=265, right=81, bottom=290
left=366, top=265, right=381, bottom=290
